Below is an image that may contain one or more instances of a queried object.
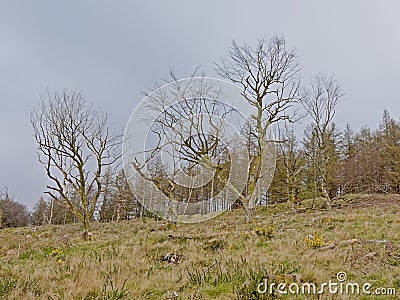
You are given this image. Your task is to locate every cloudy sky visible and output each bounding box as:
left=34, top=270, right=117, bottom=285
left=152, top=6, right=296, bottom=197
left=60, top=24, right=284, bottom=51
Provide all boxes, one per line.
left=1, top=1, right=399, bottom=209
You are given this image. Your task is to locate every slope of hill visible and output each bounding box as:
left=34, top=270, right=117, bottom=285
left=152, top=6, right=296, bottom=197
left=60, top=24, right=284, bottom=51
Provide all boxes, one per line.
left=0, top=194, right=399, bottom=299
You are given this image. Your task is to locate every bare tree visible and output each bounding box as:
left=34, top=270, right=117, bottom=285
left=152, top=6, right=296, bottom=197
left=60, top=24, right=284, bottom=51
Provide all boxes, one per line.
left=31, top=197, right=50, bottom=226
left=127, top=36, right=299, bottom=222
left=30, top=90, right=120, bottom=229
left=126, top=71, right=250, bottom=222
left=300, top=74, right=343, bottom=208
left=215, top=35, right=300, bottom=219
left=0, top=193, right=30, bottom=228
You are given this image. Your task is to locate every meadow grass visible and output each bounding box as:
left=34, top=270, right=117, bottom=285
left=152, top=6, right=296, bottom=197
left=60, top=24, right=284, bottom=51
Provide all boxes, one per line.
left=0, top=194, right=399, bottom=299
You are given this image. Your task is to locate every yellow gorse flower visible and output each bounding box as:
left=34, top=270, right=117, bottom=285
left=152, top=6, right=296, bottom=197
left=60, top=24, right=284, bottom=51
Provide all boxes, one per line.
left=51, top=249, right=63, bottom=256
left=305, top=231, right=326, bottom=249
left=254, top=225, right=274, bottom=239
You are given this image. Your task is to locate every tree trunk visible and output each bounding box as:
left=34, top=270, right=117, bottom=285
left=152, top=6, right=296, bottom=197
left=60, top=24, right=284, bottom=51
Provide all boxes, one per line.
left=321, top=183, right=332, bottom=209
left=245, top=206, right=254, bottom=223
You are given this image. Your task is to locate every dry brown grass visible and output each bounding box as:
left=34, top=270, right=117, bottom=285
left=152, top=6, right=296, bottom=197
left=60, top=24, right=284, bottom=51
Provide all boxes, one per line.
left=0, top=194, right=399, bottom=299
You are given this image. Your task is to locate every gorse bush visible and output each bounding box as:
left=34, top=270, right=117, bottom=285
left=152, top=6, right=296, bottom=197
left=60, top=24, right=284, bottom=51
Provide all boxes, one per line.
left=305, top=231, right=327, bottom=249
left=254, top=225, right=274, bottom=239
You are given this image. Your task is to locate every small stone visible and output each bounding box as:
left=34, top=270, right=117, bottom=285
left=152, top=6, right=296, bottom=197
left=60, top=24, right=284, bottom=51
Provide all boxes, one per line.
left=61, top=234, right=71, bottom=245
left=162, top=253, right=181, bottom=264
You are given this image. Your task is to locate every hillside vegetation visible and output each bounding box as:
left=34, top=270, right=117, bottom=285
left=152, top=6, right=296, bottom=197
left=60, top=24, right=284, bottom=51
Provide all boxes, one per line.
left=0, top=194, right=400, bottom=299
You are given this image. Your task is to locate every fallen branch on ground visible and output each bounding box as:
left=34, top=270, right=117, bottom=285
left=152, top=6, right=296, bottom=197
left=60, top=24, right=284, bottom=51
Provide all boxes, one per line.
left=320, top=238, right=395, bottom=250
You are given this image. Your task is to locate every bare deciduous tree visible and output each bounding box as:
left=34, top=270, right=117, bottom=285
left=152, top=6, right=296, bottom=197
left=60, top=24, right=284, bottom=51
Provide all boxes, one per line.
left=0, top=191, right=30, bottom=228
left=128, top=36, right=299, bottom=222
left=300, top=74, right=343, bottom=208
left=215, top=35, right=300, bottom=219
left=30, top=90, right=120, bottom=229
left=31, top=197, right=49, bottom=226
left=129, top=72, right=245, bottom=221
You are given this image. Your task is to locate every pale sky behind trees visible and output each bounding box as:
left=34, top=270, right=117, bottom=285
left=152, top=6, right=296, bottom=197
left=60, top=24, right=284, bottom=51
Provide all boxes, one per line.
left=1, top=1, right=399, bottom=208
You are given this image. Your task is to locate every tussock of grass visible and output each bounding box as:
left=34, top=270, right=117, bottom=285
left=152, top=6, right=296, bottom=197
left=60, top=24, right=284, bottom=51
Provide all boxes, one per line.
left=0, top=194, right=399, bottom=299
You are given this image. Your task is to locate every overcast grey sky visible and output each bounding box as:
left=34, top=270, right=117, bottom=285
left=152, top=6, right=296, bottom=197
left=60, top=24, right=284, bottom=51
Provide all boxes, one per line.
left=1, top=1, right=399, bottom=209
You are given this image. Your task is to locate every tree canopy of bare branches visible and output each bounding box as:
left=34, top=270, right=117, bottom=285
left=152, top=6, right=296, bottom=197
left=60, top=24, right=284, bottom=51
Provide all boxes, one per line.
left=0, top=191, right=30, bottom=228
left=124, top=72, right=252, bottom=222
left=30, top=90, right=120, bottom=229
left=215, top=35, right=299, bottom=219
left=301, top=74, right=344, bottom=208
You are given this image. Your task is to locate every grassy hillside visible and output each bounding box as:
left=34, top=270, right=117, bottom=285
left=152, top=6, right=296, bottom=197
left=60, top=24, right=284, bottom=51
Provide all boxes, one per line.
left=0, top=194, right=400, bottom=299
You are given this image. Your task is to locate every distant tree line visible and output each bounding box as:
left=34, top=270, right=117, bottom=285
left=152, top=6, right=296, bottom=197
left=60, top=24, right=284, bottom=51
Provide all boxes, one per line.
left=269, top=109, right=400, bottom=205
